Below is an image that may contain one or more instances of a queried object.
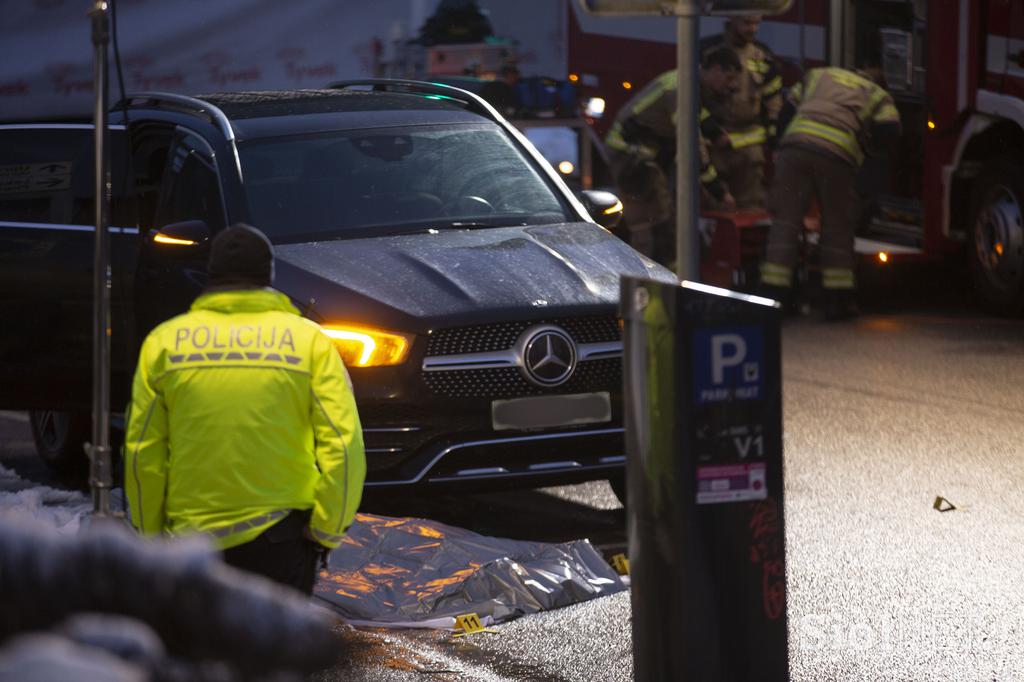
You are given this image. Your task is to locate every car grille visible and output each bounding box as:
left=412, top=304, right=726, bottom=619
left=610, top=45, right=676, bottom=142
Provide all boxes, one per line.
left=423, top=357, right=621, bottom=399
left=425, top=315, right=620, bottom=356
left=422, top=315, right=622, bottom=399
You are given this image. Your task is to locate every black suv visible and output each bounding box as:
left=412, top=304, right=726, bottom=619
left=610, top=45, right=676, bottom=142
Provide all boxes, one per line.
left=0, top=81, right=673, bottom=497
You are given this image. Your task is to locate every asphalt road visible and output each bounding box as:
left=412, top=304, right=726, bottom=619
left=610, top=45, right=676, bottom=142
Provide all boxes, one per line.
left=3, top=262, right=1024, bottom=680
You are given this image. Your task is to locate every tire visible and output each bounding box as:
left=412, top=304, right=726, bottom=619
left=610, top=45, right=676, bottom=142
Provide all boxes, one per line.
left=29, top=410, right=91, bottom=483
left=608, top=471, right=627, bottom=508
left=968, top=158, right=1024, bottom=315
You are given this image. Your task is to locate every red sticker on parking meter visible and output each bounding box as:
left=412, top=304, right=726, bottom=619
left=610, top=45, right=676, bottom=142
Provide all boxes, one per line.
left=696, top=463, right=767, bottom=504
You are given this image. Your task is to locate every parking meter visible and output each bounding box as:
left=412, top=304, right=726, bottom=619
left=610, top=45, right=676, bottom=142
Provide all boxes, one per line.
left=622, top=277, right=788, bottom=681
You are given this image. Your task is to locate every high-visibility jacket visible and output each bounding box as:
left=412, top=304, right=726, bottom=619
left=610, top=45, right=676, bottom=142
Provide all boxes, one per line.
left=781, top=67, right=901, bottom=168
left=124, top=288, right=366, bottom=550
left=604, top=70, right=729, bottom=201
left=699, top=35, right=783, bottom=148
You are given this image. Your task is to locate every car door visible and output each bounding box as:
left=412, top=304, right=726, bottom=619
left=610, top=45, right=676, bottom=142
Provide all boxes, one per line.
left=134, top=126, right=229, bottom=339
left=0, top=124, right=134, bottom=411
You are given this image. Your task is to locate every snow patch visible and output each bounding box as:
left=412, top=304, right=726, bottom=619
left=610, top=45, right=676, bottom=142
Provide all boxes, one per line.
left=0, top=463, right=91, bottom=534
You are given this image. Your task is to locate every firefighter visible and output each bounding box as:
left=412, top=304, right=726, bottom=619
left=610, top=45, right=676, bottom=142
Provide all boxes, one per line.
left=605, top=46, right=741, bottom=265
left=699, top=15, right=783, bottom=208
left=124, top=223, right=366, bottom=594
left=760, top=67, right=901, bottom=320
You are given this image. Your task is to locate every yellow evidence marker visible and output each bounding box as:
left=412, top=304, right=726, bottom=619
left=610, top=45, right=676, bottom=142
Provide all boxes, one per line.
left=453, top=613, right=498, bottom=637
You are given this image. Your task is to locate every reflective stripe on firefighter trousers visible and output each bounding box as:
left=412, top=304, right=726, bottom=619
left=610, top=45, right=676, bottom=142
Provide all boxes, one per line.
left=760, top=262, right=793, bottom=288
left=822, top=267, right=855, bottom=290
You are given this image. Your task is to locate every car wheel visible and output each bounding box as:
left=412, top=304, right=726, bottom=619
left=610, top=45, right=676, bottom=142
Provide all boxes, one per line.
left=29, top=410, right=90, bottom=482
left=968, top=158, right=1024, bottom=315
left=608, top=471, right=627, bottom=508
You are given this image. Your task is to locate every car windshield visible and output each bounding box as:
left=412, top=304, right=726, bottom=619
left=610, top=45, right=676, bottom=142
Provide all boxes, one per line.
left=239, top=123, right=572, bottom=242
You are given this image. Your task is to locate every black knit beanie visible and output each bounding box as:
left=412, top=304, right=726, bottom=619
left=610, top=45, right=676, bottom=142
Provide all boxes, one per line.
left=207, top=223, right=274, bottom=288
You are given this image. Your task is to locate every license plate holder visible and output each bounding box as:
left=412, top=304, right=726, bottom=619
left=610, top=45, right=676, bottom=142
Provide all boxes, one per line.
left=491, top=392, right=611, bottom=431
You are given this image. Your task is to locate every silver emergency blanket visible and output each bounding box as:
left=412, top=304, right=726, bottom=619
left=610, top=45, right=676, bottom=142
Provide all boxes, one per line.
left=314, top=513, right=626, bottom=625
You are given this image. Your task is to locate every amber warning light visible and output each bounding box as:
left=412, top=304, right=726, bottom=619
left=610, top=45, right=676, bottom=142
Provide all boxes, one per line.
left=153, top=233, right=197, bottom=246
left=321, top=325, right=412, bottom=367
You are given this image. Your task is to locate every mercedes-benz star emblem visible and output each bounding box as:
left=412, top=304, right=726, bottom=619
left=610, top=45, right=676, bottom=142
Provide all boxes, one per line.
left=521, top=326, right=577, bottom=387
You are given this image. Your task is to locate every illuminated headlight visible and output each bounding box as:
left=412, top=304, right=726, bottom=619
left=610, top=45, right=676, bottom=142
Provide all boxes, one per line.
left=321, top=325, right=412, bottom=367
left=584, top=97, right=606, bottom=118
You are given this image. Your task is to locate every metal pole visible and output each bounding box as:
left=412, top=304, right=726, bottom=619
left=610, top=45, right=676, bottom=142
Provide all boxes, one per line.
left=799, top=0, right=806, bottom=71
left=89, top=0, right=113, bottom=517
left=580, top=120, right=594, bottom=190
left=675, top=0, right=700, bottom=281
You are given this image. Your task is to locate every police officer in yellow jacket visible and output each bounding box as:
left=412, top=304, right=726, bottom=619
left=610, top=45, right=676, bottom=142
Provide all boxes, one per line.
left=700, top=16, right=783, bottom=208
left=125, top=223, right=366, bottom=594
left=760, top=67, right=901, bottom=319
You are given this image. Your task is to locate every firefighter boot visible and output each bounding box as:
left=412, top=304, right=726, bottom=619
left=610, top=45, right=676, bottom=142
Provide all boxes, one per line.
left=823, top=289, right=860, bottom=321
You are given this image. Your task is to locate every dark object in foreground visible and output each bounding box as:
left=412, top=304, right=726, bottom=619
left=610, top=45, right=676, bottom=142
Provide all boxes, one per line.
left=0, top=517, right=338, bottom=677
left=623, top=278, right=788, bottom=681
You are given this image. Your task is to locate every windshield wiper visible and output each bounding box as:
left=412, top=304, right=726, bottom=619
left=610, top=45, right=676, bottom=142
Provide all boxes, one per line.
left=432, top=216, right=531, bottom=229
left=446, top=221, right=517, bottom=229
left=383, top=220, right=528, bottom=237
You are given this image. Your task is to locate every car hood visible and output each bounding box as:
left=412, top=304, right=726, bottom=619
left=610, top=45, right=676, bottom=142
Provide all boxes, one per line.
left=274, top=222, right=675, bottom=331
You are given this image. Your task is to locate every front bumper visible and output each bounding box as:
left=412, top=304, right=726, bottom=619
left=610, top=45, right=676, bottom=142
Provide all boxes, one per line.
left=351, top=313, right=625, bottom=490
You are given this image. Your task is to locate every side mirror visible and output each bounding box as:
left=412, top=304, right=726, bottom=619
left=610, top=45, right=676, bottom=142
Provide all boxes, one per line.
left=579, top=189, right=623, bottom=230
left=149, top=220, right=211, bottom=248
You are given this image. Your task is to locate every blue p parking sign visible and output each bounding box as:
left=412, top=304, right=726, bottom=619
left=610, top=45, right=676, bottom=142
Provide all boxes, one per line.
left=693, top=327, right=763, bottom=403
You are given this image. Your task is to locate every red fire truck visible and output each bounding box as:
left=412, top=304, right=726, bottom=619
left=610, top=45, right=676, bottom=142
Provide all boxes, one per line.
left=568, top=0, right=1024, bottom=314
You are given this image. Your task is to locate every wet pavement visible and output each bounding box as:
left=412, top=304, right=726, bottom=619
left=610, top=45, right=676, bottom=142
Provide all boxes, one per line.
left=3, top=264, right=1024, bottom=680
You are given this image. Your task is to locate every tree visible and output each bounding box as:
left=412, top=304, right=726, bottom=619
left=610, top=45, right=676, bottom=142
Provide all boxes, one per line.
left=418, top=0, right=494, bottom=46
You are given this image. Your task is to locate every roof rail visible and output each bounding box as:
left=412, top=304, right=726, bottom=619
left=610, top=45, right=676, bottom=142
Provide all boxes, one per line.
left=328, top=79, right=500, bottom=122
left=115, top=91, right=243, bottom=183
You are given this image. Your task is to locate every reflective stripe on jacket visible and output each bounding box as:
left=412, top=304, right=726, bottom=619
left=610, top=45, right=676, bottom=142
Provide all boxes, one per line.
left=124, top=288, right=366, bottom=550
left=781, top=67, right=901, bottom=167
